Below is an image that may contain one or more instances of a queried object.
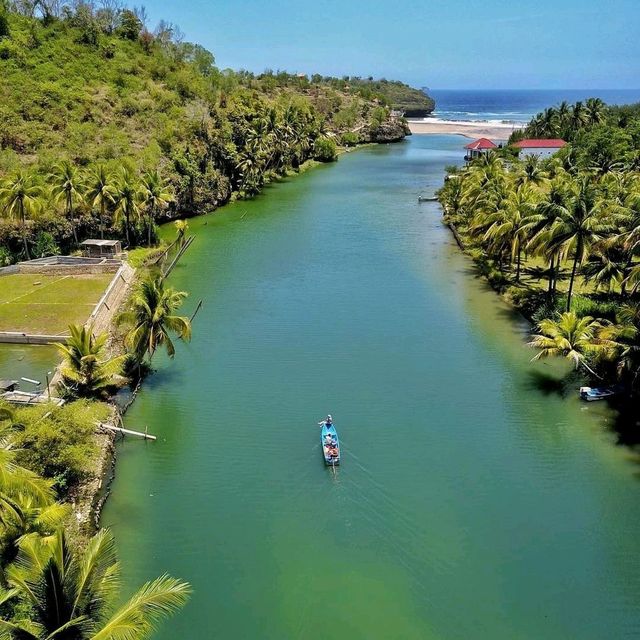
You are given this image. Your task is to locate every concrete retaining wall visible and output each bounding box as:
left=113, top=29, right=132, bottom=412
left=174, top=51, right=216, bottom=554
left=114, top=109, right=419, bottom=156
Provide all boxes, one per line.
left=87, top=263, right=135, bottom=335
left=0, top=332, right=68, bottom=344
left=16, top=263, right=121, bottom=276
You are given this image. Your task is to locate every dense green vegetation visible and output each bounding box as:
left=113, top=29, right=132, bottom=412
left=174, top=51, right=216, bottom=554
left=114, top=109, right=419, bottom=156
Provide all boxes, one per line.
left=439, top=99, right=640, bottom=395
left=0, top=402, right=190, bottom=637
left=0, top=1, right=419, bottom=263
left=0, top=268, right=193, bottom=634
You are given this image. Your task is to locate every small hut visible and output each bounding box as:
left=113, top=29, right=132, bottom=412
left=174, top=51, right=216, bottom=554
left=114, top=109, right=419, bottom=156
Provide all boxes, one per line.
left=80, top=239, right=122, bottom=258
left=464, top=138, right=497, bottom=162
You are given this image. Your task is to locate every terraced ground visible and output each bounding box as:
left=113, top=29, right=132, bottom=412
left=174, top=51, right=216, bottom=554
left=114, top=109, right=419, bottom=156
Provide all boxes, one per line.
left=0, top=273, right=113, bottom=334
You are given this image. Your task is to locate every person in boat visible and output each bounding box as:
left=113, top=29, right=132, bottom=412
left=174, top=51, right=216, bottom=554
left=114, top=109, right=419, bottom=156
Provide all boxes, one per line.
left=324, top=433, right=333, bottom=445
left=318, top=414, right=333, bottom=427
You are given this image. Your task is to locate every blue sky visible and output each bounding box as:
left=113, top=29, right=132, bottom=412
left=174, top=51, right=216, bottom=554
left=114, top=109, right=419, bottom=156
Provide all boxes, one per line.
left=139, top=0, right=639, bottom=89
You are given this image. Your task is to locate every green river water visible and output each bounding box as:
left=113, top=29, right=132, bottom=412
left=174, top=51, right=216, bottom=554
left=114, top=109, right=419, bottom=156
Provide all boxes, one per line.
left=97, top=135, right=640, bottom=639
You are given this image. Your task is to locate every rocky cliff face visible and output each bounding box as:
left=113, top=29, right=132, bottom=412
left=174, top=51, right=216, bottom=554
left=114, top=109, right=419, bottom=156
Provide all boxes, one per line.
left=363, top=118, right=411, bottom=143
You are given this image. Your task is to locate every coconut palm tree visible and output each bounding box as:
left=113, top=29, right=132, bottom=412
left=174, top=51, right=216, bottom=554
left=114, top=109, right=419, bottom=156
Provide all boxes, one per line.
left=556, top=100, right=571, bottom=135
left=55, top=325, right=126, bottom=398
left=117, top=274, right=192, bottom=363
left=0, top=422, right=61, bottom=580
left=525, top=179, right=571, bottom=296
left=1, top=527, right=190, bottom=639
left=584, top=97, right=606, bottom=126
left=85, top=164, right=116, bottom=240
left=113, top=168, right=141, bottom=247
left=528, top=312, right=606, bottom=378
left=547, top=177, right=611, bottom=310
left=0, top=170, right=42, bottom=260
left=140, top=170, right=173, bottom=247
left=581, top=243, right=633, bottom=294
left=570, top=101, right=588, bottom=132
left=598, top=302, right=640, bottom=391
left=49, top=161, right=84, bottom=245
left=483, top=183, right=538, bottom=282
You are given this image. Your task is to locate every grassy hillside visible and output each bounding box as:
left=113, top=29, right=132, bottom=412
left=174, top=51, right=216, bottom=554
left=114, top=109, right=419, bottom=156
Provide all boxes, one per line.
left=0, top=4, right=418, bottom=261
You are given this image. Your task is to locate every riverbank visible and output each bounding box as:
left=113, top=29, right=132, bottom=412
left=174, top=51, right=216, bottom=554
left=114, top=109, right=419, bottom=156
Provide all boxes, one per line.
left=103, top=135, right=640, bottom=639
left=407, top=117, right=519, bottom=140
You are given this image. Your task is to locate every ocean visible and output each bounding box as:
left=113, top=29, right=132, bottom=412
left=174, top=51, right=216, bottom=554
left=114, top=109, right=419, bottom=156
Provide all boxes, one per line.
left=425, top=89, right=640, bottom=125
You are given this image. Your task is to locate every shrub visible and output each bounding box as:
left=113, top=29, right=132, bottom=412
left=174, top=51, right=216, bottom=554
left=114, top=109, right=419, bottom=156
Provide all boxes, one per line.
left=13, top=400, right=109, bottom=491
left=313, top=136, right=337, bottom=162
left=0, top=12, right=9, bottom=38
left=340, top=131, right=359, bottom=147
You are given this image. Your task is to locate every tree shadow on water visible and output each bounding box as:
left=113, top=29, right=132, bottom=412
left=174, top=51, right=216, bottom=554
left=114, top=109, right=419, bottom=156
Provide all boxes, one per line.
left=520, top=369, right=568, bottom=397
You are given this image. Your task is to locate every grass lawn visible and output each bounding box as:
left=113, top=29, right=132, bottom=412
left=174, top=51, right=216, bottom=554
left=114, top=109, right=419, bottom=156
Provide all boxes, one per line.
left=0, top=274, right=113, bottom=334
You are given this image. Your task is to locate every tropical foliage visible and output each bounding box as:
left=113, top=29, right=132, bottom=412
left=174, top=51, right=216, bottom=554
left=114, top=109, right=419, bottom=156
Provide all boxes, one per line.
left=56, top=325, right=126, bottom=398
left=439, top=99, right=640, bottom=393
left=117, top=274, right=191, bottom=362
left=1, top=528, right=190, bottom=640
left=0, top=3, right=415, bottom=263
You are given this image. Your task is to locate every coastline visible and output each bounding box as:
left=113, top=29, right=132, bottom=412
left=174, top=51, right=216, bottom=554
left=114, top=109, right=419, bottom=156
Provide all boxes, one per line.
left=407, top=118, right=520, bottom=140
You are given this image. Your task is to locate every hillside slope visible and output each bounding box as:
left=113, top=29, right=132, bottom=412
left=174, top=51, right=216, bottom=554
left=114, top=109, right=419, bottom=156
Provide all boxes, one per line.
left=0, top=5, right=420, bottom=259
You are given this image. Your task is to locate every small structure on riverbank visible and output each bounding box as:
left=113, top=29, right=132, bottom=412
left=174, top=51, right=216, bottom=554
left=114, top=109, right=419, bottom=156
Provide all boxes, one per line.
left=464, top=138, right=497, bottom=162
left=81, top=239, right=122, bottom=259
left=512, top=138, right=567, bottom=159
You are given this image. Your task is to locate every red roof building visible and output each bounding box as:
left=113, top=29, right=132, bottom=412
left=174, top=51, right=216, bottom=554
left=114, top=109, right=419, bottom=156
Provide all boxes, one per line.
left=464, top=138, right=497, bottom=151
left=464, top=138, right=497, bottom=161
left=512, top=139, right=567, bottom=159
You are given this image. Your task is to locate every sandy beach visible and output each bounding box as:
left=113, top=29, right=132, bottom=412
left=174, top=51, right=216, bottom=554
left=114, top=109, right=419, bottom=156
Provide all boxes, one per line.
left=407, top=118, right=522, bottom=140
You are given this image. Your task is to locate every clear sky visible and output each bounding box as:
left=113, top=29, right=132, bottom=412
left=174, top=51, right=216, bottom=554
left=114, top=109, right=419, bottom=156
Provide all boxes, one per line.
left=138, top=0, right=639, bottom=89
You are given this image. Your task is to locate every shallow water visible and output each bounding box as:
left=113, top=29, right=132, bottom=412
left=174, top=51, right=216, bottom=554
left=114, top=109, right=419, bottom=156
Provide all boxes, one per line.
left=103, top=135, right=640, bottom=639
left=0, top=344, right=57, bottom=387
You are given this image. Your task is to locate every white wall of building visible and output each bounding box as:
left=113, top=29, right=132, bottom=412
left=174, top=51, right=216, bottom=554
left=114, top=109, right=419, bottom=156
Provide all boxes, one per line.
left=518, top=147, right=563, bottom=160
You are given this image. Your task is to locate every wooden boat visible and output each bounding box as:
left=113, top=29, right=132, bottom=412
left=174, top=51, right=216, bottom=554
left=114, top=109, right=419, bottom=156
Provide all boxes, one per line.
left=579, top=385, right=623, bottom=402
left=418, top=195, right=438, bottom=202
left=321, top=422, right=340, bottom=465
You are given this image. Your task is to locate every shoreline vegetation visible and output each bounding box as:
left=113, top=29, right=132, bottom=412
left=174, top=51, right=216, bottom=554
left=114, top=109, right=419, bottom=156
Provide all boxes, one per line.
left=438, top=97, right=640, bottom=437
left=0, top=1, right=425, bottom=634
left=0, top=4, right=427, bottom=266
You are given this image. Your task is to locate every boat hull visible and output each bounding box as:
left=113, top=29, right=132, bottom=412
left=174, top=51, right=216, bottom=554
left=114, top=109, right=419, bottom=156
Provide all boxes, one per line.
left=579, top=385, right=621, bottom=401
left=321, top=423, right=340, bottom=465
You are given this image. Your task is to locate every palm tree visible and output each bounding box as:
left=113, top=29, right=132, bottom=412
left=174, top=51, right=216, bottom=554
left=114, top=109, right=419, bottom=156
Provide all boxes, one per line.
left=540, top=107, right=558, bottom=137
left=49, top=161, right=84, bottom=245
left=525, top=179, right=570, bottom=296
left=0, top=170, right=42, bottom=260
left=584, top=97, right=606, bottom=126
left=55, top=325, right=126, bottom=398
left=581, top=243, right=633, bottom=294
left=547, top=177, right=611, bottom=311
left=1, top=528, right=190, bottom=639
left=140, top=170, right=173, bottom=247
left=0, top=420, right=56, bottom=564
left=117, top=274, right=192, bottom=363
left=570, top=101, right=588, bottom=132
left=113, top=168, right=141, bottom=247
left=528, top=312, right=606, bottom=378
left=483, top=183, right=538, bottom=282
left=556, top=100, right=571, bottom=136
left=598, top=302, right=640, bottom=392
left=86, top=164, right=116, bottom=240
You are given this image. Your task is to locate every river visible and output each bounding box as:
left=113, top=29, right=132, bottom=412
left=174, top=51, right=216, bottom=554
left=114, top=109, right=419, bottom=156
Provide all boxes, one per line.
left=102, top=135, right=640, bottom=639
